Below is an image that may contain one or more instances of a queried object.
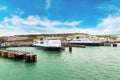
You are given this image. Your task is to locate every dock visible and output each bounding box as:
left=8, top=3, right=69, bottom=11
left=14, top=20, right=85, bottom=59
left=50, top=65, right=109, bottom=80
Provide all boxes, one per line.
left=62, top=43, right=86, bottom=48
left=100, top=42, right=118, bottom=47
left=0, top=49, right=37, bottom=63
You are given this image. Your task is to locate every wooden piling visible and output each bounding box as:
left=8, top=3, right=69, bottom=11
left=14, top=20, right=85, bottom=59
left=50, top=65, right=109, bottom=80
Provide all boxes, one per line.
left=0, top=49, right=8, bottom=57
left=25, top=54, right=30, bottom=63
left=32, top=54, right=37, bottom=62
left=69, top=46, right=72, bottom=52
left=8, top=52, right=14, bottom=59
left=25, top=54, right=37, bottom=63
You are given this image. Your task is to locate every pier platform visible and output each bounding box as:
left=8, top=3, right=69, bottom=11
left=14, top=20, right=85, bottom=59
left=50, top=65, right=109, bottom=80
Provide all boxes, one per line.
left=0, top=49, right=37, bottom=63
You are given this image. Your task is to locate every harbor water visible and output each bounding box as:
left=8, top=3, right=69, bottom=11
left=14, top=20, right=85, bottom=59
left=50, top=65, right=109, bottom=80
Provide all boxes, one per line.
left=0, top=46, right=120, bottom=80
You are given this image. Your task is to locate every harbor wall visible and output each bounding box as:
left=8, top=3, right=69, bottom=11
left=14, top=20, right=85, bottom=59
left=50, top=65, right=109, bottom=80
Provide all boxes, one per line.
left=0, top=49, right=37, bottom=63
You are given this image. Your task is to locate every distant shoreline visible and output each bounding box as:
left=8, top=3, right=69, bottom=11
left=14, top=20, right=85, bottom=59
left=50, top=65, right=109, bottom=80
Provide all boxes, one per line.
left=0, top=33, right=120, bottom=48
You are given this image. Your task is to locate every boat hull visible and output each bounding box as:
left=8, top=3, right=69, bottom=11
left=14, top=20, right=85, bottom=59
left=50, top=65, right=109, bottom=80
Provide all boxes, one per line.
left=35, top=46, right=64, bottom=51
left=69, top=43, right=100, bottom=46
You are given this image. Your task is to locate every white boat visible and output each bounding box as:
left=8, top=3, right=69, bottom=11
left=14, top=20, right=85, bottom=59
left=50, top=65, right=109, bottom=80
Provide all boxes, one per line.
left=69, top=37, right=100, bottom=46
left=33, top=38, right=64, bottom=51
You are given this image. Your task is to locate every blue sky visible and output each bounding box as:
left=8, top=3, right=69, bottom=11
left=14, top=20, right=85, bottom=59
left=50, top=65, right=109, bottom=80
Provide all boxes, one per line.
left=0, top=0, right=120, bottom=36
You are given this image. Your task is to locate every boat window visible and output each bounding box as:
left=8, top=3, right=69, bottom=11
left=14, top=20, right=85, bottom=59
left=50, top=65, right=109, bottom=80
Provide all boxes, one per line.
left=76, top=36, right=80, bottom=39
left=40, top=42, right=43, bottom=44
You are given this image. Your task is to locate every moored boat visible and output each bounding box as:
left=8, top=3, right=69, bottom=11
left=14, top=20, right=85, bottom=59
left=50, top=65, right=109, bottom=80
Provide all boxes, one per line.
left=33, top=38, right=64, bottom=51
left=69, top=37, right=100, bottom=46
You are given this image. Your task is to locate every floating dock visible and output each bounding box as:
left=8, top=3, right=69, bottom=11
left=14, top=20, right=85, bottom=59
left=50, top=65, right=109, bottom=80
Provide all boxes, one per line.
left=0, top=49, right=37, bottom=63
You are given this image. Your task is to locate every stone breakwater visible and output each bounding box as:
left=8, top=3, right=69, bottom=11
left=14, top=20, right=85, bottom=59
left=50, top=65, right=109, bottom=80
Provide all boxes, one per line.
left=0, top=49, right=37, bottom=63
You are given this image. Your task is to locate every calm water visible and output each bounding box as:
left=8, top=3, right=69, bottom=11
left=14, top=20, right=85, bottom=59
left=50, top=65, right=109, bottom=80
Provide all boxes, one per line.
left=0, top=46, right=120, bottom=80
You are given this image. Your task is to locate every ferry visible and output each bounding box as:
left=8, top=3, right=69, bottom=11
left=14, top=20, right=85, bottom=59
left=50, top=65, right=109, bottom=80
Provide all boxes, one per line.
left=69, top=37, right=100, bottom=46
left=33, top=38, right=64, bottom=51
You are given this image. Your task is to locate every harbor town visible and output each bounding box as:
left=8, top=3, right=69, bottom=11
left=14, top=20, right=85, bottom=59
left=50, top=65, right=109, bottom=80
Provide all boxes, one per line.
left=0, top=33, right=120, bottom=80
left=0, top=33, right=120, bottom=47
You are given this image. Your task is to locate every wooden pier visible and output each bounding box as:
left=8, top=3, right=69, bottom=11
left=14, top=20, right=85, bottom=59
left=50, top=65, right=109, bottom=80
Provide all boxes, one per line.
left=0, top=49, right=37, bottom=63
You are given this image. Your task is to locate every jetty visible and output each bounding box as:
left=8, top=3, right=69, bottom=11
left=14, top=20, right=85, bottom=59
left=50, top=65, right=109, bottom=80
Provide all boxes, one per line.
left=100, top=42, right=118, bottom=47
left=0, top=49, right=37, bottom=63
left=62, top=43, right=86, bottom=48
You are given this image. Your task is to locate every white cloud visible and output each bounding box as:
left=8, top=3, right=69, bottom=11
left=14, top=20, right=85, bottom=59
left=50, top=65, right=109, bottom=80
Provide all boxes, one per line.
left=0, top=6, right=7, bottom=11
left=0, top=15, right=81, bottom=36
left=98, top=4, right=120, bottom=12
left=0, top=13, right=120, bottom=36
left=14, top=8, right=24, bottom=15
left=97, top=14, right=120, bottom=34
left=63, top=21, right=81, bottom=27
left=54, top=13, right=120, bottom=34
left=45, top=0, right=51, bottom=10
left=3, top=15, right=80, bottom=27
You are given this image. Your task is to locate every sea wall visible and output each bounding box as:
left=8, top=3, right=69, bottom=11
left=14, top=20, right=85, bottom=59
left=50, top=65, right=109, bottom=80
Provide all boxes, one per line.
left=2, top=41, right=33, bottom=47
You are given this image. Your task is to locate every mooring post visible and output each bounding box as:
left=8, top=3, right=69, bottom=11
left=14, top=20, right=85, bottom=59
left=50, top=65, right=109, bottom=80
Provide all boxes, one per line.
left=69, top=46, right=72, bottom=52
left=25, top=54, right=37, bottom=63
